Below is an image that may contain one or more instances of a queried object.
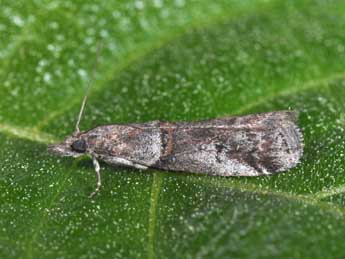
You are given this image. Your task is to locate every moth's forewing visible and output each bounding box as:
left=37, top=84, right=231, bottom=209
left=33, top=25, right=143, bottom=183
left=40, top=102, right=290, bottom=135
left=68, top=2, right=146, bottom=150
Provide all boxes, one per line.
left=153, top=111, right=303, bottom=176
left=81, top=121, right=162, bottom=167
left=82, top=111, right=303, bottom=176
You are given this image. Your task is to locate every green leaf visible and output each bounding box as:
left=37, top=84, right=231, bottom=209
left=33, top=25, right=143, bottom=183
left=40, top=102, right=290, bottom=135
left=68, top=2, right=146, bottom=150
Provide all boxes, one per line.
left=1, top=0, right=345, bottom=258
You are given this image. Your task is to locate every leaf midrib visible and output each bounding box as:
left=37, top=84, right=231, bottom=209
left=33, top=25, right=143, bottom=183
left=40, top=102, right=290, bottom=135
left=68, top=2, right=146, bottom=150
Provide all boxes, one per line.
left=0, top=122, right=57, bottom=143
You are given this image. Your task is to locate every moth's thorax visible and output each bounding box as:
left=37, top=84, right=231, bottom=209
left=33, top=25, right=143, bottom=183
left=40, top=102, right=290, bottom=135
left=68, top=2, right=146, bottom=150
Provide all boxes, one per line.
left=84, top=123, right=161, bottom=166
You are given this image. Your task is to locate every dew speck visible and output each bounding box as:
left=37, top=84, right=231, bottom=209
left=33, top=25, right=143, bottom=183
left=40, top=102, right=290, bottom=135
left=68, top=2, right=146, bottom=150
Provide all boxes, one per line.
left=175, top=0, right=185, bottom=7
left=134, top=0, right=145, bottom=10
left=47, top=44, right=56, bottom=52
left=12, top=16, right=24, bottom=27
left=67, top=59, right=75, bottom=67
left=10, top=88, right=19, bottom=97
left=43, top=72, right=52, bottom=83
left=153, top=0, right=163, bottom=8
left=100, top=29, right=109, bottom=38
left=84, top=37, right=94, bottom=45
left=337, top=44, right=345, bottom=53
left=49, top=21, right=59, bottom=30
left=77, top=69, right=87, bottom=80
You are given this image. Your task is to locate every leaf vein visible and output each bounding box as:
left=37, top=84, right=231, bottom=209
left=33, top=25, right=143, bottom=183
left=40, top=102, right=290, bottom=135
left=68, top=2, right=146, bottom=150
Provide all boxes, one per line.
left=233, top=71, right=345, bottom=115
left=0, top=122, right=57, bottom=144
left=313, top=185, right=345, bottom=200
left=148, top=173, right=163, bottom=259
left=189, top=177, right=345, bottom=216
left=24, top=162, right=75, bottom=258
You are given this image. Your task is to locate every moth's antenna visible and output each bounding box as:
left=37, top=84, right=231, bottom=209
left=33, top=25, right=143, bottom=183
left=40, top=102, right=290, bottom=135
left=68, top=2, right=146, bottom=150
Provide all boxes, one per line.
left=75, top=42, right=102, bottom=134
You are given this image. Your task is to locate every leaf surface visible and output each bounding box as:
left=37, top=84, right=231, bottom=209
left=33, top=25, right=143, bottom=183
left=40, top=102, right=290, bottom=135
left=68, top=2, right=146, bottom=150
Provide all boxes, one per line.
left=1, top=0, right=345, bottom=258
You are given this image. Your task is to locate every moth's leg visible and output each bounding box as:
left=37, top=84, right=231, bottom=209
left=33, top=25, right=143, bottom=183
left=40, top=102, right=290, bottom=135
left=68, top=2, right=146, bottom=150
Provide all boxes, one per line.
left=130, top=162, right=148, bottom=170
left=109, top=157, right=148, bottom=170
left=88, top=156, right=101, bottom=198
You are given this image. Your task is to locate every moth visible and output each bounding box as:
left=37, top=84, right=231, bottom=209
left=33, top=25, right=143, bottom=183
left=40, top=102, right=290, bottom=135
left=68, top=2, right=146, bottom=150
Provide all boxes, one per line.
left=48, top=48, right=304, bottom=198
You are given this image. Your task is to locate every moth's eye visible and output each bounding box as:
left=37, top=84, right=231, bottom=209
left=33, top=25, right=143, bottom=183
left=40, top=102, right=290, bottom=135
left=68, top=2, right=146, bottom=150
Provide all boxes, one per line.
left=71, top=139, right=87, bottom=153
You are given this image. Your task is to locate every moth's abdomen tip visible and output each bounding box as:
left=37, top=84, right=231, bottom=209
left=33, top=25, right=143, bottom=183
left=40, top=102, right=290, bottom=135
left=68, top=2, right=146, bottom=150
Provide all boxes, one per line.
left=287, top=110, right=299, bottom=120
left=270, top=122, right=304, bottom=174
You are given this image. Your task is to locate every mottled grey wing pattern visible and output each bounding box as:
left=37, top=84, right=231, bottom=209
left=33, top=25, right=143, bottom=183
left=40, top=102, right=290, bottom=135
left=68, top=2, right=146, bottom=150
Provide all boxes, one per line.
left=153, top=111, right=303, bottom=176
left=48, top=111, right=303, bottom=198
left=83, top=121, right=162, bottom=167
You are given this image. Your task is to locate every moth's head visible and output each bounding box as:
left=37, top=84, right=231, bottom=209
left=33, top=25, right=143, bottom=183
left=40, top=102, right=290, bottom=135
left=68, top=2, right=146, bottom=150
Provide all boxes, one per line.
left=48, top=133, right=88, bottom=158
